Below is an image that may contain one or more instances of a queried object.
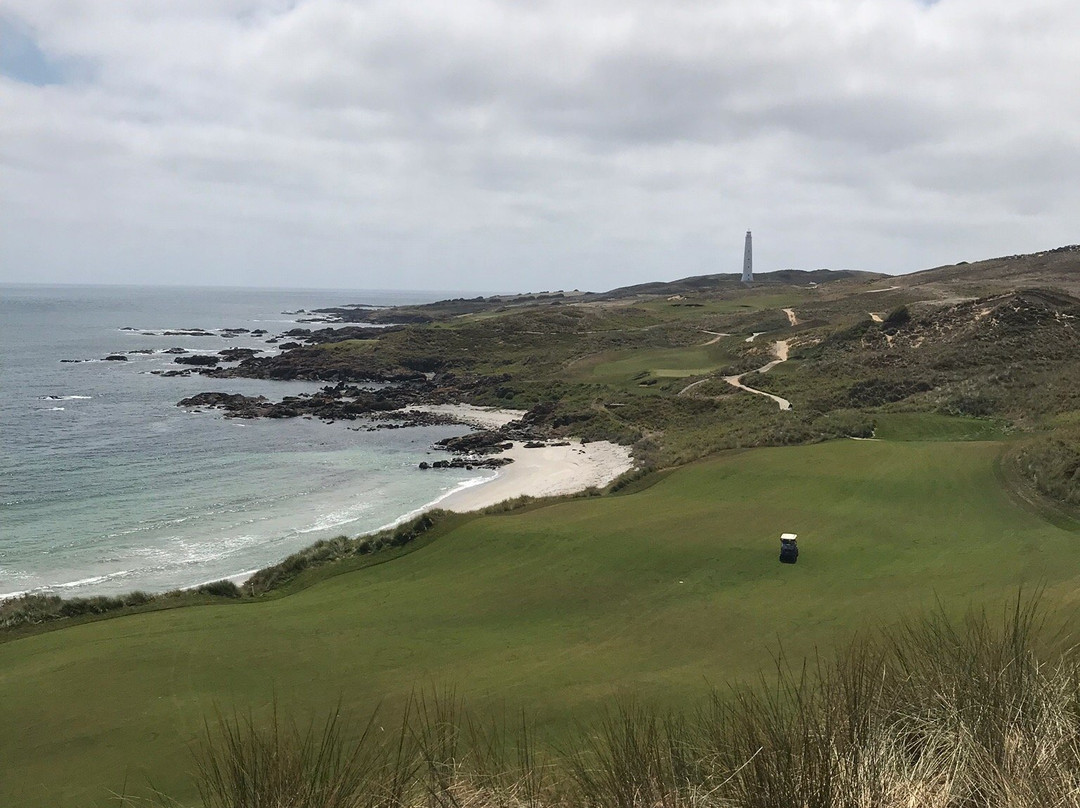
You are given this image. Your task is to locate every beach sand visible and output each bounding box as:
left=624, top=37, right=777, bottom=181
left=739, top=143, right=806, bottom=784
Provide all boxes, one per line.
left=402, top=403, right=527, bottom=429
left=401, top=404, right=635, bottom=510
left=438, top=439, right=634, bottom=513
left=227, top=407, right=633, bottom=586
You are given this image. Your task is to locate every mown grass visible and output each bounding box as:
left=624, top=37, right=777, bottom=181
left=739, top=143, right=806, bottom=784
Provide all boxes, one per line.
left=573, top=343, right=737, bottom=385
left=3, top=440, right=1080, bottom=806
left=872, top=412, right=1006, bottom=442
left=143, top=597, right=1080, bottom=808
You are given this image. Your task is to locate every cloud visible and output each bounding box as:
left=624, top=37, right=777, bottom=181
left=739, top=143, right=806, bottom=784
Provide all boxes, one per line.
left=1, top=0, right=1078, bottom=291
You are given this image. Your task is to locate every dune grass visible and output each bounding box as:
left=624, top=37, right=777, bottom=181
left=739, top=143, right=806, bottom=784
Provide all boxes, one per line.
left=144, top=597, right=1080, bottom=808
left=2, top=440, right=1079, bottom=806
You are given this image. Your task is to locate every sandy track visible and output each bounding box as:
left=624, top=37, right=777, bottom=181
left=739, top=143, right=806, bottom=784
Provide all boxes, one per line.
left=699, top=330, right=731, bottom=345
left=723, top=340, right=792, bottom=410
left=678, top=378, right=710, bottom=396
left=783, top=308, right=798, bottom=326
left=869, top=312, right=884, bottom=323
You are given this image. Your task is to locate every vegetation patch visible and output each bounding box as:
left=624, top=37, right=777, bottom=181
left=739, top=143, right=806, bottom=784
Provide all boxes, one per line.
left=1012, top=427, right=1080, bottom=507
left=140, top=599, right=1080, bottom=808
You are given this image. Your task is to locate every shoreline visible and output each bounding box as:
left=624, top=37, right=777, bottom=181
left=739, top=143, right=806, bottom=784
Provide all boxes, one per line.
left=3, top=404, right=633, bottom=601
left=219, top=437, right=633, bottom=589
left=219, top=404, right=632, bottom=588
left=383, top=403, right=635, bottom=513
left=437, top=439, right=634, bottom=513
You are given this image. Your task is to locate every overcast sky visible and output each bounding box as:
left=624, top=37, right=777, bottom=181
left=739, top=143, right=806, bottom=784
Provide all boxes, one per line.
left=1, top=0, right=1077, bottom=292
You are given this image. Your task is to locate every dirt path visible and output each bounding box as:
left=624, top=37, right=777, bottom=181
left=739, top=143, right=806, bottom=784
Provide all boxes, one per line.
left=783, top=308, right=798, bottom=326
left=869, top=312, right=883, bottom=323
left=723, top=340, right=792, bottom=410
left=699, top=330, right=731, bottom=345
left=677, top=378, right=710, bottom=396
left=745, top=331, right=765, bottom=343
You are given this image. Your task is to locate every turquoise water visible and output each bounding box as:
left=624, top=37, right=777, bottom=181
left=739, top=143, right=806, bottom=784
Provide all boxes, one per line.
left=0, top=285, right=491, bottom=597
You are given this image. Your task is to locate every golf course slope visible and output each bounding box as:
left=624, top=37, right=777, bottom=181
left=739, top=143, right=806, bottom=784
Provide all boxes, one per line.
left=3, top=437, right=1079, bottom=806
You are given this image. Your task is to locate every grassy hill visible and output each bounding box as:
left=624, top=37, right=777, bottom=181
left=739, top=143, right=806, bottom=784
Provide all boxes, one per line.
left=3, top=435, right=1079, bottom=806
left=5, top=245, right=1080, bottom=805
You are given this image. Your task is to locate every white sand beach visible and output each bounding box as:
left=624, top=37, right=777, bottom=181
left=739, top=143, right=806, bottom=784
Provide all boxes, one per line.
left=402, top=403, right=527, bottom=429
left=438, top=439, right=635, bottom=513
left=400, top=404, right=634, bottom=511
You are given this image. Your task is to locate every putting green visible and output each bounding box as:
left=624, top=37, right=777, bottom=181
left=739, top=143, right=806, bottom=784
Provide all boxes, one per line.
left=1, top=439, right=1076, bottom=806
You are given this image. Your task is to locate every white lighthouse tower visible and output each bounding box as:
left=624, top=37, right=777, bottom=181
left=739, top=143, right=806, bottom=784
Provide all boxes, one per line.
left=741, top=230, right=753, bottom=284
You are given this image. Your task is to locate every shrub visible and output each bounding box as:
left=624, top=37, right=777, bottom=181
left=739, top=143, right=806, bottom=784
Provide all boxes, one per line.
left=195, top=580, right=243, bottom=599
left=1013, top=427, right=1080, bottom=506
left=883, top=305, right=911, bottom=327
left=0, top=594, right=63, bottom=628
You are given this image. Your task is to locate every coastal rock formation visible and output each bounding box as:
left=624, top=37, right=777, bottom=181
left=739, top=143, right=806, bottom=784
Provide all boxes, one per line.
left=419, top=456, right=513, bottom=470
left=217, top=347, right=262, bottom=361
left=174, top=355, right=219, bottom=366
left=177, top=384, right=405, bottom=420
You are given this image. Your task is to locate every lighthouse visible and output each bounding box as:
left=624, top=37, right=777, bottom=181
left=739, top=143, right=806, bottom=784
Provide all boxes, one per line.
left=741, top=231, right=753, bottom=284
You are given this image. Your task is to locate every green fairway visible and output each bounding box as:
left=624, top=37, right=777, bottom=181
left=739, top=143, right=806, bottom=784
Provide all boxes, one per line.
left=572, top=340, right=738, bottom=386
left=873, top=412, right=1006, bottom=441
left=2, top=440, right=1078, bottom=806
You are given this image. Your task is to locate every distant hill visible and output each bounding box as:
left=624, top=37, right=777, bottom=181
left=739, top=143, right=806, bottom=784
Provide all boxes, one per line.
left=896, top=244, right=1080, bottom=298
left=591, top=268, right=887, bottom=300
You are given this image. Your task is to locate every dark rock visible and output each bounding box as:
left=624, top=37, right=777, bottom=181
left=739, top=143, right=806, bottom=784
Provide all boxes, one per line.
left=162, top=347, right=188, bottom=354
left=103, top=354, right=128, bottom=361
left=178, top=392, right=268, bottom=417
left=218, top=347, right=262, bottom=361
left=174, top=355, right=219, bottom=366
left=418, top=462, right=430, bottom=470
left=435, top=430, right=514, bottom=455
left=524, top=441, right=545, bottom=449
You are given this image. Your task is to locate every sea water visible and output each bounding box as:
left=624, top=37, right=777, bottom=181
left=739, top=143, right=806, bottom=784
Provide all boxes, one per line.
left=0, top=284, right=493, bottom=598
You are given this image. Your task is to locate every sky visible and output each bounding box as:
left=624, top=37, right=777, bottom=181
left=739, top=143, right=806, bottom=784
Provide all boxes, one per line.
left=1, top=1, right=1077, bottom=293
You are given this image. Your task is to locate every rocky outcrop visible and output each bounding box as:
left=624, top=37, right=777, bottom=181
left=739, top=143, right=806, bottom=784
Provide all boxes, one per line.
left=419, top=456, right=513, bottom=470
left=218, top=347, right=262, bottom=362
left=177, top=384, right=405, bottom=420
left=174, top=355, right=219, bottom=366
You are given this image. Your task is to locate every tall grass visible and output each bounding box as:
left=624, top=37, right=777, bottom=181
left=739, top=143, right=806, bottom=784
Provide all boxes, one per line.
left=152, top=598, right=1080, bottom=807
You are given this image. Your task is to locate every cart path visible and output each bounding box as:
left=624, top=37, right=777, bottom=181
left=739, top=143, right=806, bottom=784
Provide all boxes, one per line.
left=699, top=330, right=731, bottom=345
left=723, top=340, right=792, bottom=410
left=677, top=378, right=711, bottom=396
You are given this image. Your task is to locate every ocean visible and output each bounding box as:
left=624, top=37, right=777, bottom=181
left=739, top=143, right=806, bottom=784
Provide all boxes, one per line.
left=0, top=284, right=493, bottom=598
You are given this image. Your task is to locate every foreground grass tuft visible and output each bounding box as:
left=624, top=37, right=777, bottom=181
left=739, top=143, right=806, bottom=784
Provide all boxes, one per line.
left=146, top=597, right=1080, bottom=808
